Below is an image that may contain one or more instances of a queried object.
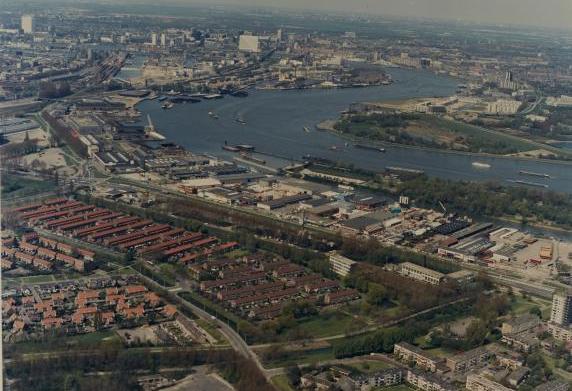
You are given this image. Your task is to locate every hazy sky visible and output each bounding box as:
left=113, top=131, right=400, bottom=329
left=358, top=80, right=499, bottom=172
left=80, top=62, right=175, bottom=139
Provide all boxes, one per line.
left=167, top=0, right=572, bottom=30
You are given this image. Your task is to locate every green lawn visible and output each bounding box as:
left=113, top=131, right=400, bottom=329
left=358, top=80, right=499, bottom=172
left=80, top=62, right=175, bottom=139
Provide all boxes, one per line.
left=382, top=385, right=415, bottom=391
left=6, top=330, right=121, bottom=355
left=3, top=274, right=62, bottom=288
left=1, top=173, right=56, bottom=200
left=195, top=319, right=227, bottom=345
left=271, top=375, right=295, bottom=391
left=345, top=360, right=393, bottom=373
left=510, top=295, right=551, bottom=318
left=424, top=346, right=457, bottom=358
left=264, top=347, right=335, bottom=368
left=296, top=311, right=357, bottom=338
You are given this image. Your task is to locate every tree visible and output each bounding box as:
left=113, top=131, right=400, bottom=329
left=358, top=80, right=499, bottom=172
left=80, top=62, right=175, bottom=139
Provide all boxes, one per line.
left=124, top=248, right=136, bottom=263
left=529, top=306, right=542, bottom=319
left=366, top=283, right=388, bottom=306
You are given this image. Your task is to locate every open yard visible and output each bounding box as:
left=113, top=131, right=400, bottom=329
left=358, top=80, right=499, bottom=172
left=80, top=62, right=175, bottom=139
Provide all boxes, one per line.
left=296, top=311, right=357, bottom=338
left=1, top=173, right=56, bottom=200
left=271, top=375, right=295, bottom=391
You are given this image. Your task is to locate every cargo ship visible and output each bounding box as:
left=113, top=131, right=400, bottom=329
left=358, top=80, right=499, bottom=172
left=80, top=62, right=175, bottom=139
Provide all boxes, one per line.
left=519, top=170, right=551, bottom=179
left=222, top=143, right=255, bottom=152
left=354, top=144, right=386, bottom=153
left=386, top=166, right=425, bottom=175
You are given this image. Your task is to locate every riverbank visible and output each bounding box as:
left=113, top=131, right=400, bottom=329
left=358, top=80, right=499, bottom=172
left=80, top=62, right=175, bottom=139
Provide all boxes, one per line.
left=135, top=67, right=572, bottom=194
left=318, top=123, right=572, bottom=166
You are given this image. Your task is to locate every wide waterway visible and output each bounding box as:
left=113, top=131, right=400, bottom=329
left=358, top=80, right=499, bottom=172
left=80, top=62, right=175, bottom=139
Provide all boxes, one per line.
left=137, top=68, right=572, bottom=195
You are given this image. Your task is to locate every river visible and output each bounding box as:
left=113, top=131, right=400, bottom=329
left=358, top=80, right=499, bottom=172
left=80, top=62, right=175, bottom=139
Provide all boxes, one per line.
left=136, top=68, right=572, bottom=195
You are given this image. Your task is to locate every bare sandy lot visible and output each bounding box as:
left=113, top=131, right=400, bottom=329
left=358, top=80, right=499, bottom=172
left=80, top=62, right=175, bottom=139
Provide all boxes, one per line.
left=6, top=128, right=49, bottom=147
left=162, top=367, right=234, bottom=391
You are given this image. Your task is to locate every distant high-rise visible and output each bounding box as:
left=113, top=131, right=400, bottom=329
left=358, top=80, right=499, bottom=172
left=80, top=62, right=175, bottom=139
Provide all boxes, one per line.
left=151, top=33, right=158, bottom=46
left=551, top=291, right=572, bottom=326
left=276, top=29, right=283, bottom=42
left=21, top=14, right=34, bottom=34
left=160, top=33, right=167, bottom=47
left=238, top=35, right=260, bottom=53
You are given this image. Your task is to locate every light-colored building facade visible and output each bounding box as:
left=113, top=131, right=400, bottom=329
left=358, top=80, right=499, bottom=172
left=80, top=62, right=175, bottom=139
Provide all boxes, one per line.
left=546, top=322, right=572, bottom=342
left=466, top=374, right=512, bottom=391
left=551, top=291, right=572, bottom=326
left=21, top=15, right=34, bottom=34
left=399, top=262, right=444, bottom=285
left=446, top=347, right=490, bottom=373
left=394, top=342, right=442, bottom=372
left=239, top=35, right=260, bottom=53
left=328, top=252, right=356, bottom=277
left=405, top=369, right=454, bottom=391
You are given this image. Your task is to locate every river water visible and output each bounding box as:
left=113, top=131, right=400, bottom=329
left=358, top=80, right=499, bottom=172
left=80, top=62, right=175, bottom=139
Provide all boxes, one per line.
left=136, top=68, right=572, bottom=195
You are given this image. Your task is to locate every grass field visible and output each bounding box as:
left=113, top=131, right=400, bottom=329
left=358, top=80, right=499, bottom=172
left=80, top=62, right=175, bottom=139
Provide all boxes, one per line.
left=6, top=330, right=121, bottom=355
left=337, top=112, right=548, bottom=155
left=195, top=319, right=227, bottom=345
left=383, top=385, right=415, bottom=391
left=264, top=347, right=335, bottom=368
left=1, top=173, right=56, bottom=200
left=510, top=295, right=551, bottom=318
left=296, top=311, right=356, bottom=338
left=345, top=360, right=393, bottom=373
left=271, top=375, right=295, bottom=391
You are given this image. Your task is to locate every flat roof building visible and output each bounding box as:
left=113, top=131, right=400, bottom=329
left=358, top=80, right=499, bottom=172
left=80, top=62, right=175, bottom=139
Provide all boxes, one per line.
left=466, top=373, right=512, bottom=391
left=446, top=347, right=490, bottom=373
left=399, top=262, right=444, bottom=285
left=394, top=342, right=442, bottom=372
left=328, top=252, right=356, bottom=277
left=239, top=35, right=260, bottom=53
left=551, top=290, right=572, bottom=326
left=21, top=15, right=34, bottom=34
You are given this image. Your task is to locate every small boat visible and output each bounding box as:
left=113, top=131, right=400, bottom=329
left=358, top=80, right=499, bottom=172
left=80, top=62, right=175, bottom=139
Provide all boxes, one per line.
left=329, top=145, right=338, bottom=151
left=354, top=144, right=385, bottom=152
left=222, top=145, right=240, bottom=152
left=158, top=96, right=168, bottom=102
left=472, top=162, right=491, bottom=169
left=519, top=170, right=551, bottom=179
left=510, top=179, right=549, bottom=189
left=161, top=102, right=174, bottom=110
left=235, top=117, right=246, bottom=125
left=208, top=111, right=219, bottom=119
left=303, top=126, right=310, bottom=133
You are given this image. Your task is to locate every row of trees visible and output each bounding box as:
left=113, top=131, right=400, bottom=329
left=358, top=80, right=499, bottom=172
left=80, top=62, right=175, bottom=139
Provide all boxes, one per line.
left=7, top=346, right=273, bottom=391
left=398, top=176, right=572, bottom=229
